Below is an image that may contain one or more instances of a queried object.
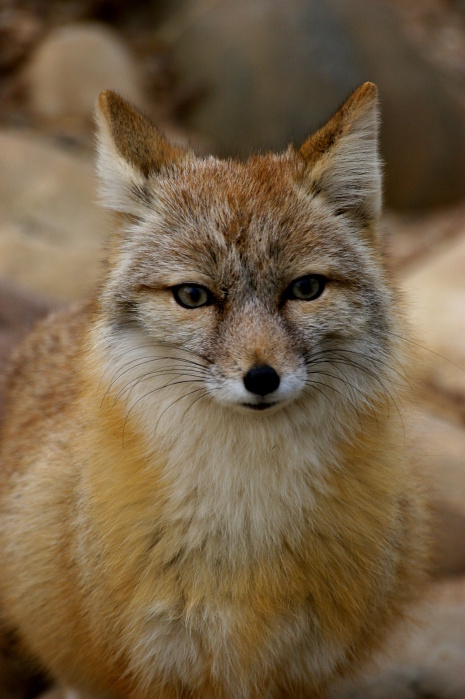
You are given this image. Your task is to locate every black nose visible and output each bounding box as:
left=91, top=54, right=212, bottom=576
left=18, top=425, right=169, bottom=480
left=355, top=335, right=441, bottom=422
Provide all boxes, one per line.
left=243, top=365, right=280, bottom=396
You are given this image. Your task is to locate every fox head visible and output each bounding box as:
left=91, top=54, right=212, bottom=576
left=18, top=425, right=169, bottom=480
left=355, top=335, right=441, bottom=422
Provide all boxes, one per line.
left=94, top=84, right=399, bottom=435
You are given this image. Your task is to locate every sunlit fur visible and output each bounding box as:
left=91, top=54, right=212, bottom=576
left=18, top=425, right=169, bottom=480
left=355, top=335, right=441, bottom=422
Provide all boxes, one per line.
left=0, top=85, right=428, bottom=698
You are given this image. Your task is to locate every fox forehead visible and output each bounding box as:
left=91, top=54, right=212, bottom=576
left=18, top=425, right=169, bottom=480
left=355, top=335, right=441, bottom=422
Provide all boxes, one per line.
left=126, top=154, right=369, bottom=290
left=147, top=153, right=304, bottom=240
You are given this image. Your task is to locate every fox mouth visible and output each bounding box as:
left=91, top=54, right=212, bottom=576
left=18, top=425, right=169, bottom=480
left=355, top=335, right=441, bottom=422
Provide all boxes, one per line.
left=241, top=402, right=278, bottom=411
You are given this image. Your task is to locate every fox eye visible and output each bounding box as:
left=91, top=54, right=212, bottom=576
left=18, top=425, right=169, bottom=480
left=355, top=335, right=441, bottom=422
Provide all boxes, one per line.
left=287, top=275, right=326, bottom=301
left=172, top=284, right=212, bottom=309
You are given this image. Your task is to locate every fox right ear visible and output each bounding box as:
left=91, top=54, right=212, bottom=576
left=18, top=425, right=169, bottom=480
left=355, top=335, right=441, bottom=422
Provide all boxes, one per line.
left=296, top=83, right=381, bottom=229
left=95, top=91, right=187, bottom=216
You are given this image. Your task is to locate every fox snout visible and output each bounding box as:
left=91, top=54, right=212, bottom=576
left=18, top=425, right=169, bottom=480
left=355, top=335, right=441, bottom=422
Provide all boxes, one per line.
left=206, top=305, right=306, bottom=410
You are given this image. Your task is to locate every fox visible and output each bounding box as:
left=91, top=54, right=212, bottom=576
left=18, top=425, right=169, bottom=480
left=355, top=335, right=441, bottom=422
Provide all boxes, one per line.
left=0, top=83, right=428, bottom=699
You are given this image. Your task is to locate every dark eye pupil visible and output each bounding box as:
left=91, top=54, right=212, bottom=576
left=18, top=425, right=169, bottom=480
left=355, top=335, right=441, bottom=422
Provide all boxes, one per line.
left=173, top=284, right=210, bottom=308
left=296, top=279, right=314, bottom=296
left=289, top=275, right=325, bottom=301
left=187, top=287, right=201, bottom=304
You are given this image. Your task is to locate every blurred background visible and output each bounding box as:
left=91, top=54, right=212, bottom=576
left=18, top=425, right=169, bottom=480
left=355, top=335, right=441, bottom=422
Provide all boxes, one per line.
left=0, top=1, right=464, bottom=697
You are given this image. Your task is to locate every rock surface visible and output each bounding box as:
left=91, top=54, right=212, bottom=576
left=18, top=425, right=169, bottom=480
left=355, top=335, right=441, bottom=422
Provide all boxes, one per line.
left=0, top=128, right=107, bottom=301
left=402, top=231, right=465, bottom=401
left=27, top=23, right=143, bottom=133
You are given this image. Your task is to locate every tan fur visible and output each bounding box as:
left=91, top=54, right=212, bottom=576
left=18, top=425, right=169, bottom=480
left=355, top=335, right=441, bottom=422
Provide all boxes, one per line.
left=0, top=84, right=428, bottom=698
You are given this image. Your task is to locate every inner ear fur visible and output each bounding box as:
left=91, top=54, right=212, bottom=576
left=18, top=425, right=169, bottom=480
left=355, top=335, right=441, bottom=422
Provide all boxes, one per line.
left=95, top=91, right=189, bottom=216
left=296, top=82, right=382, bottom=227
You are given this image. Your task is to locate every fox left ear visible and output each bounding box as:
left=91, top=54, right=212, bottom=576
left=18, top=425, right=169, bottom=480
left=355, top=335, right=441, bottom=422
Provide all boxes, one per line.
left=296, top=82, right=381, bottom=227
left=95, top=91, right=188, bottom=217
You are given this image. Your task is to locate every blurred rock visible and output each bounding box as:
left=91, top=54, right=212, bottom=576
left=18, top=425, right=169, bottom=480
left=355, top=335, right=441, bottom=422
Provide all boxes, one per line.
left=388, top=0, right=465, bottom=88
left=0, top=128, right=107, bottom=301
left=170, top=0, right=465, bottom=209
left=457, top=0, right=465, bottom=17
left=329, top=577, right=465, bottom=698
left=0, top=6, right=43, bottom=74
left=401, top=229, right=465, bottom=401
left=385, top=201, right=465, bottom=270
left=27, top=22, right=142, bottom=134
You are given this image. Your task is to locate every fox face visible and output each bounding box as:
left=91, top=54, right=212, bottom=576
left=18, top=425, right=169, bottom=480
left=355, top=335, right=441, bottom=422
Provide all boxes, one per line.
left=95, top=85, right=398, bottom=434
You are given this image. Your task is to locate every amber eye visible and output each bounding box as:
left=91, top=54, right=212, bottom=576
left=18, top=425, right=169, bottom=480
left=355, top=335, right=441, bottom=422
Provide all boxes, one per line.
left=287, top=275, right=326, bottom=301
left=172, top=284, right=212, bottom=309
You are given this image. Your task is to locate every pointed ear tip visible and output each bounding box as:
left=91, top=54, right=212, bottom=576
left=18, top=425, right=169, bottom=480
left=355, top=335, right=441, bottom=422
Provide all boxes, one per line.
left=98, top=90, right=110, bottom=108
left=96, top=91, right=112, bottom=125
left=97, top=89, right=122, bottom=114
left=361, top=81, right=377, bottom=94
left=356, top=82, right=378, bottom=105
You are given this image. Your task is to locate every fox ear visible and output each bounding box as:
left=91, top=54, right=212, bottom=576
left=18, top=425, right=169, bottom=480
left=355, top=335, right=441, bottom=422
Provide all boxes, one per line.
left=296, top=82, right=381, bottom=226
left=95, top=91, right=187, bottom=216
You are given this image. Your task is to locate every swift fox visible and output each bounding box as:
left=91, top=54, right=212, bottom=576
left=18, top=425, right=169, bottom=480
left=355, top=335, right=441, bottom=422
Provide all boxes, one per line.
left=0, top=83, right=428, bottom=698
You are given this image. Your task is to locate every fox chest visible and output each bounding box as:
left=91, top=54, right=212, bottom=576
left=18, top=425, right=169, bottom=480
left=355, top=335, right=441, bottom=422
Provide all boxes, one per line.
left=123, top=556, right=351, bottom=696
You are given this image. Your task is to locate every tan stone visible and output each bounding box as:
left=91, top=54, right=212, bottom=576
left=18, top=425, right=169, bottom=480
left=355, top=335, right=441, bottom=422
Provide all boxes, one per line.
left=385, top=202, right=465, bottom=270
left=27, top=22, right=142, bottom=132
left=413, top=412, right=465, bottom=510
left=401, top=232, right=465, bottom=399
left=0, top=129, right=108, bottom=302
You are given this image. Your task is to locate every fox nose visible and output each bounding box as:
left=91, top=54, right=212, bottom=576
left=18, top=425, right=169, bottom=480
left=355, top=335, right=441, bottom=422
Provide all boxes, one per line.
left=243, top=365, right=280, bottom=396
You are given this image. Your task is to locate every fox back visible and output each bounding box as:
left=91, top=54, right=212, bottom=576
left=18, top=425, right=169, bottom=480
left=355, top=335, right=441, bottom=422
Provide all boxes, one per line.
left=0, top=84, right=428, bottom=699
